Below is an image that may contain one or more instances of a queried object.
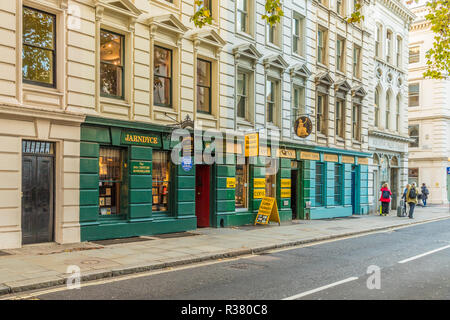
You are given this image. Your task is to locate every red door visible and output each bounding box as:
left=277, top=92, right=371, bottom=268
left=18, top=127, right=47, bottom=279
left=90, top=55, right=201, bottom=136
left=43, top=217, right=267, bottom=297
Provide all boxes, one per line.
left=195, top=165, right=210, bottom=227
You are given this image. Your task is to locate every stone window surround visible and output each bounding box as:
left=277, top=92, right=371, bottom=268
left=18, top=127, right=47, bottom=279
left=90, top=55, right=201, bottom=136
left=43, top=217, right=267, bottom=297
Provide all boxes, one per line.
left=19, top=0, right=67, bottom=109
left=235, top=0, right=255, bottom=40
left=292, top=11, right=306, bottom=58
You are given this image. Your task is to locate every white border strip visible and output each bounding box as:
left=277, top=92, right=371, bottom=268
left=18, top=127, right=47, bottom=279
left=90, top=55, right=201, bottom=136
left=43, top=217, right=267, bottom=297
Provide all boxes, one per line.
left=282, top=277, right=359, bottom=300
left=398, top=245, right=450, bottom=264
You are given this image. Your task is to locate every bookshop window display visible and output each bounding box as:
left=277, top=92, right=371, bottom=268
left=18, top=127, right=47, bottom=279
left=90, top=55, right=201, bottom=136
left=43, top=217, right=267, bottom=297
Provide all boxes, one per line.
left=99, top=148, right=123, bottom=215
left=152, top=151, right=171, bottom=212
left=235, top=160, right=249, bottom=209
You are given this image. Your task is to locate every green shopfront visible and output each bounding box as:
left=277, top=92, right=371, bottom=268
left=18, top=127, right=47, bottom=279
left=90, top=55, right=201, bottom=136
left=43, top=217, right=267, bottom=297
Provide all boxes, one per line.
left=79, top=117, right=371, bottom=241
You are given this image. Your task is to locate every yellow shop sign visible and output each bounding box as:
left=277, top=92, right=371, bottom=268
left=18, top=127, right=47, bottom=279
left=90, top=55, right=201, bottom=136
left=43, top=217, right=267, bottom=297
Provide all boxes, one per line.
left=226, top=177, right=236, bottom=188
left=253, top=189, right=266, bottom=199
left=253, top=178, right=266, bottom=189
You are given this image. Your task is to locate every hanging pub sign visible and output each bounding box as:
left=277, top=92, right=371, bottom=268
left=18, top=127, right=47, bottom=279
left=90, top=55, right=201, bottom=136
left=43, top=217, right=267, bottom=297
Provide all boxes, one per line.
left=294, top=116, right=313, bottom=138
left=254, top=197, right=281, bottom=225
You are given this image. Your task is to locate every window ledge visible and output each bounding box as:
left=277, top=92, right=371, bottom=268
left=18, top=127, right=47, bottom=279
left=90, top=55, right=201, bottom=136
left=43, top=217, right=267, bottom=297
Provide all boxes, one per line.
left=266, top=42, right=282, bottom=52
left=23, top=84, right=63, bottom=96
left=335, top=70, right=346, bottom=77
left=197, top=112, right=216, bottom=121
left=236, top=31, right=255, bottom=42
left=316, top=62, right=328, bottom=70
left=154, top=105, right=177, bottom=114
left=237, top=117, right=253, bottom=127
left=292, top=52, right=305, bottom=60
left=336, top=136, right=345, bottom=143
left=100, top=96, right=131, bottom=108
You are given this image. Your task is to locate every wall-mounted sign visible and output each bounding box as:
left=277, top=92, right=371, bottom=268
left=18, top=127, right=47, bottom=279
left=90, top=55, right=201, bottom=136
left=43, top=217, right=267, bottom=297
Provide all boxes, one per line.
left=294, top=116, right=313, bottom=138
left=181, top=156, right=193, bottom=172
left=253, top=189, right=266, bottom=199
left=447, top=167, right=450, bottom=175
left=255, top=197, right=280, bottom=225
left=280, top=179, right=291, bottom=188
left=300, top=151, right=320, bottom=161
left=342, top=156, right=355, bottom=164
left=358, top=157, right=369, bottom=165
left=245, top=133, right=259, bottom=157
left=122, top=132, right=161, bottom=147
left=253, top=178, right=266, bottom=189
left=324, top=154, right=338, bottom=162
left=276, top=148, right=296, bottom=159
left=226, top=177, right=236, bottom=188
left=280, top=189, right=291, bottom=198
left=130, top=161, right=151, bottom=175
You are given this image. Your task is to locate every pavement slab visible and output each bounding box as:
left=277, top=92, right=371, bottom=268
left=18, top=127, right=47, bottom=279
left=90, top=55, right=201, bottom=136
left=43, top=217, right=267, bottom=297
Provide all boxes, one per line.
left=0, top=205, right=448, bottom=297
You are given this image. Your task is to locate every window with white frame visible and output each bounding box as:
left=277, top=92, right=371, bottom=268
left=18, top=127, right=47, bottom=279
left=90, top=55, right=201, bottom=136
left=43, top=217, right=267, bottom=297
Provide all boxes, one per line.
left=292, top=85, right=305, bottom=124
left=23, top=6, right=56, bottom=88
left=374, top=88, right=380, bottom=127
left=408, top=83, right=419, bottom=107
left=409, top=46, right=420, bottom=64
left=386, top=30, right=393, bottom=64
left=396, top=36, right=402, bottom=68
left=353, top=44, right=361, bottom=78
left=237, top=70, right=249, bottom=120
left=335, top=98, right=345, bottom=138
left=292, top=13, right=304, bottom=56
left=317, top=92, right=328, bottom=135
left=408, top=125, right=419, bottom=148
left=336, top=0, right=345, bottom=16
left=352, top=102, right=361, bottom=141
left=336, top=38, right=345, bottom=73
left=266, top=79, right=278, bottom=125
left=267, top=23, right=280, bottom=47
left=237, top=0, right=250, bottom=35
left=386, top=91, right=391, bottom=129
left=100, top=29, right=125, bottom=99
left=317, top=27, right=327, bottom=65
left=396, top=95, right=401, bottom=132
left=375, top=24, right=382, bottom=58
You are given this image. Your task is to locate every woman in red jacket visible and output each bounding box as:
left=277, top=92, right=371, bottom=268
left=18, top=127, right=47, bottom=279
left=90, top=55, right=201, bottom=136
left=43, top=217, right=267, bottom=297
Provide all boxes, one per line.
left=379, top=183, right=392, bottom=216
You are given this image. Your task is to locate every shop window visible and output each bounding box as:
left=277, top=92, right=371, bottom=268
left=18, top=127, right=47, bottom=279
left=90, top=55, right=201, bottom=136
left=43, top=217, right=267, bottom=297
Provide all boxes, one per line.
left=235, top=162, right=248, bottom=209
left=315, top=162, right=324, bottom=206
left=152, top=151, right=171, bottom=212
left=334, top=164, right=343, bottom=205
left=22, top=7, right=56, bottom=87
left=265, top=159, right=277, bottom=198
left=154, top=46, right=172, bottom=107
left=197, top=58, right=212, bottom=114
left=99, top=148, right=123, bottom=215
left=100, top=29, right=124, bottom=98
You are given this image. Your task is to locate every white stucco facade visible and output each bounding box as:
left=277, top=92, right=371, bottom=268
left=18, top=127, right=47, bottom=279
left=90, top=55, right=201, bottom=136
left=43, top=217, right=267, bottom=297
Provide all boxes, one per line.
left=366, top=0, right=415, bottom=213
left=407, top=0, right=450, bottom=205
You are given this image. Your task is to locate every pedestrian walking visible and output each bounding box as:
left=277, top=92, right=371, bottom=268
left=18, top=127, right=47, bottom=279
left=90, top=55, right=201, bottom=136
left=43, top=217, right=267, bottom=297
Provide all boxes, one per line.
left=400, top=184, right=410, bottom=217
left=379, top=183, right=392, bottom=216
left=406, top=183, right=418, bottom=219
left=421, top=183, right=430, bottom=207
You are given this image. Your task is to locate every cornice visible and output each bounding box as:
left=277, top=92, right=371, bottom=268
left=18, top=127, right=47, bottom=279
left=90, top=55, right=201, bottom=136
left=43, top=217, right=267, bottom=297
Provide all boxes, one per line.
left=369, top=129, right=415, bottom=143
left=376, top=0, right=416, bottom=23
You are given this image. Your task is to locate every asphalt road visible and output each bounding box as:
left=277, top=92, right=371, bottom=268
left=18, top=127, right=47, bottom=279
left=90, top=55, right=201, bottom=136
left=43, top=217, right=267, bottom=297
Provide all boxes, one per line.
left=33, top=218, right=450, bottom=300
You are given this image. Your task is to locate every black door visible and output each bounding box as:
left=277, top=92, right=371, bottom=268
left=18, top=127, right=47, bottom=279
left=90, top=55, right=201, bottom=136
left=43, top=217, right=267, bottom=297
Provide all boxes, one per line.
left=22, top=142, right=54, bottom=245
left=291, top=169, right=297, bottom=219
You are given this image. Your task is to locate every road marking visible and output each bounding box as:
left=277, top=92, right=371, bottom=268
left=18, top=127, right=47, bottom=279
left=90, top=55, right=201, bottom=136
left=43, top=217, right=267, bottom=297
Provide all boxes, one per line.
left=282, top=277, right=359, bottom=300
left=398, top=245, right=450, bottom=264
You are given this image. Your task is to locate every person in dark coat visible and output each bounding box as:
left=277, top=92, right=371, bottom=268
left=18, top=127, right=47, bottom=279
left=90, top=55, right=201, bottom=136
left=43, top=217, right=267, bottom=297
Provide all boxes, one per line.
left=379, top=183, right=392, bottom=216
left=421, top=183, right=430, bottom=207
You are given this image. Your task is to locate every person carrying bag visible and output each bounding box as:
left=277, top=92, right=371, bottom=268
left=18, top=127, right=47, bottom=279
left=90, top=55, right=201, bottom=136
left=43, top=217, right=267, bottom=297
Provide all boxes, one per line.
left=379, top=183, right=392, bottom=216
left=406, top=183, right=418, bottom=219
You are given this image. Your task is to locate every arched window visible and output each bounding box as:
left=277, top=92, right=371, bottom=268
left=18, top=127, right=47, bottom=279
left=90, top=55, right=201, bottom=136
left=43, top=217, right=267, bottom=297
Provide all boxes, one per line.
left=386, top=29, right=393, bottom=64
left=374, top=88, right=380, bottom=127
left=396, top=95, right=401, bottom=132
left=396, top=36, right=402, bottom=68
left=375, top=24, right=382, bottom=58
left=386, top=91, right=391, bottom=130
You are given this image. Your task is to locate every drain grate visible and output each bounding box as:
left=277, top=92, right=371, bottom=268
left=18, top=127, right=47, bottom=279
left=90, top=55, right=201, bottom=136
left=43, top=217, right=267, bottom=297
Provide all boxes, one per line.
left=151, top=232, right=201, bottom=239
left=91, top=237, right=154, bottom=246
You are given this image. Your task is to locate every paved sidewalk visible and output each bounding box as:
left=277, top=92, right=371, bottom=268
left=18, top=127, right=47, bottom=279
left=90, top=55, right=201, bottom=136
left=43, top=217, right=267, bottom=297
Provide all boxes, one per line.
left=0, top=205, right=448, bottom=296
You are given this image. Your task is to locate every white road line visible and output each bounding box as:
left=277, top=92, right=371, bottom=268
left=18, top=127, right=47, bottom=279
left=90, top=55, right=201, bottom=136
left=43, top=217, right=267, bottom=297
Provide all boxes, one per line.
left=398, top=245, right=450, bottom=264
left=282, top=277, right=359, bottom=300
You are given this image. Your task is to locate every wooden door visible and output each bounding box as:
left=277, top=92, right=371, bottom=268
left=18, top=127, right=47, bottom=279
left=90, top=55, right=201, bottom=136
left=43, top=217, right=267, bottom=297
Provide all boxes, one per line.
left=195, top=165, right=210, bottom=227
